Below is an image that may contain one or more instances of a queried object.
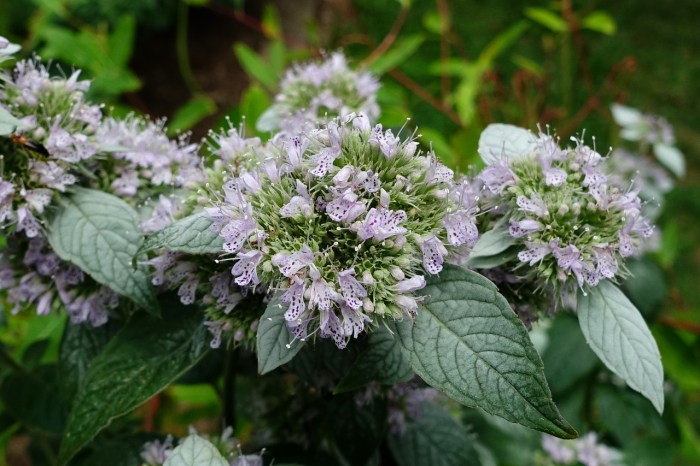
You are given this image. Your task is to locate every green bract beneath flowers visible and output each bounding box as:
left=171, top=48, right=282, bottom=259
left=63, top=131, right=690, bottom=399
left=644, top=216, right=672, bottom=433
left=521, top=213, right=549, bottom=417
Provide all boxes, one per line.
left=208, top=114, right=480, bottom=348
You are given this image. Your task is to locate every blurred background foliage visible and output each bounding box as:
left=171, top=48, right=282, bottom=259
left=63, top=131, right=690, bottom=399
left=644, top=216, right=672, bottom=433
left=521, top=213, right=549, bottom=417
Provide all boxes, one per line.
left=0, top=0, right=698, bottom=464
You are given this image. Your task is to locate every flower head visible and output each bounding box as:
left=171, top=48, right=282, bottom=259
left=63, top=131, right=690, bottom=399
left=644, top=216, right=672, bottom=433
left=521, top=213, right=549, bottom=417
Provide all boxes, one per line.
left=257, top=52, right=380, bottom=134
left=209, top=115, right=479, bottom=348
left=477, top=126, right=654, bottom=301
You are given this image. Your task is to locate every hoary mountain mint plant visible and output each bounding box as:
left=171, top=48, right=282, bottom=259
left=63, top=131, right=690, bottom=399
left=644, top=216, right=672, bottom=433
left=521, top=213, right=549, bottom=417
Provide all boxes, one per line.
left=473, top=123, right=664, bottom=413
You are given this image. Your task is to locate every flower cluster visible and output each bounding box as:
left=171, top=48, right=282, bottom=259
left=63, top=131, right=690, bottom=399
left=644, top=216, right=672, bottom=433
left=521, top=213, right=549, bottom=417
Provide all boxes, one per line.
left=140, top=427, right=263, bottom=466
left=209, top=114, right=479, bottom=348
left=0, top=52, right=203, bottom=326
left=478, top=128, right=654, bottom=297
left=541, top=433, right=621, bottom=466
left=257, top=52, right=380, bottom=134
left=95, top=114, right=202, bottom=201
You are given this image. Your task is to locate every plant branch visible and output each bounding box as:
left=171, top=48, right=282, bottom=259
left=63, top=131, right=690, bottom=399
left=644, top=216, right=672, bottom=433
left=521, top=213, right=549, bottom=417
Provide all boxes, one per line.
left=388, top=69, right=462, bottom=126
left=361, top=4, right=411, bottom=70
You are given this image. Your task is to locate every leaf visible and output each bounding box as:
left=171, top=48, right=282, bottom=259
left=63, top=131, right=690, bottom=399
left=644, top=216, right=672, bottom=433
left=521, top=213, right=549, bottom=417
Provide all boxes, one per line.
left=234, top=43, right=278, bottom=90
left=256, top=294, right=305, bottom=374
left=72, top=433, right=162, bottom=466
left=256, top=105, right=286, bottom=132
left=368, top=34, right=425, bottom=75
left=167, top=95, right=217, bottom=135
left=108, top=15, right=136, bottom=67
left=542, top=314, right=599, bottom=396
left=610, top=103, right=643, bottom=128
left=58, top=322, right=119, bottom=405
left=139, top=211, right=223, bottom=255
left=466, top=227, right=517, bottom=268
left=163, top=435, right=229, bottom=466
left=478, top=123, right=537, bottom=165
left=48, top=188, right=158, bottom=312
left=0, top=106, right=30, bottom=136
left=58, top=299, right=210, bottom=464
left=335, top=327, right=413, bottom=393
left=328, top=397, right=384, bottom=465
left=393, top=264, right=577, bottom=438
left=582, top=11, right=617, bottom=36
left=577, top=280, right=664, bottom=413
left=240, top=84, right=272, bottom=131
left=388, top=403, right=478, bottom=466
left=0, top=365, right=67, bottom=435
left=653, top=142, right=685, bottom=177
left=525, top=7, right=568, bottom=33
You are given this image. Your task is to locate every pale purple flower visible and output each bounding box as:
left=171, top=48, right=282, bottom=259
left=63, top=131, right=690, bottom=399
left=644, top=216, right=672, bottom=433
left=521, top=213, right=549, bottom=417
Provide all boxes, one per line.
left=516, top=194, right=548, bottom=218
left=232, top=250, right=262, bottom=286
left=394, top=275, right=426, bottom=293
left=442, top=210, right=479, bottom=247
left=280, top=180, right=314, bottom=218
left=357, top=208, right=408, bottom=241
left=339, top=301, right=371, bottom=338
left=480, top=160, right=516, bottom=194
left=278, top=245, right=314, bottom=278
left=368, top=124, right=400, bottom=159
left=517, top=241, right=551, bottom=266
left=508, top=219, right=543, bottom=238
left=281, top=281, right=306, bottom=321
left=326, top=189, right=366, bottom=222
left=421, top=235, right=446, bottom=274
left=337, top=268, right=368, bottom=310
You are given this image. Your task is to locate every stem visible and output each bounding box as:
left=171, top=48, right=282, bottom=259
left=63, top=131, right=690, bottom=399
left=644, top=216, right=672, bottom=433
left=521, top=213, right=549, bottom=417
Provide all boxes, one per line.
left=222, top=348, right=237, bottom=428
left=388, top=69, right=462, bottom=125
left=435, top=0, right=452, bottom=99
left=176, top=1, right=200, bottom=94
left=361, top=4, right=411, bottom=70
left=658, top=316, right=700, bottom=335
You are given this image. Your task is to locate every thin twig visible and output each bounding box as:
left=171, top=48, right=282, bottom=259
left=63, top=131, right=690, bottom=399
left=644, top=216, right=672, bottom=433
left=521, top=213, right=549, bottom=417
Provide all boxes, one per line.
left=361, top=5, right=411, bottom=70
left=435, top=0, right=452, bottom=99
left=387, top=69, right=462, bottom=125
left=176, top=1, right=201, bottom=94
left=658, top=316, right=700, bottom=335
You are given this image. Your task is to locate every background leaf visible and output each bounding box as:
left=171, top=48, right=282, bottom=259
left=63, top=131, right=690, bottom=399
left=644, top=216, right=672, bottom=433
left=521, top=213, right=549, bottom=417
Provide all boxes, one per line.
left=577, top=280, right=664, bottom=413
left=477, top=123, right=537, bottom=165
left=48, top=187, right=158, bottom=312
left=58, top=298, right=209, bottom=464
left=393, top=264, right=577, bottom=438
left=335, top=326, right=413, bottom=393
left=388, top=403, right=478, bottom=466
left=139, top=211, right=223, bottom=255
left=256, top=294, right=305, bottom=374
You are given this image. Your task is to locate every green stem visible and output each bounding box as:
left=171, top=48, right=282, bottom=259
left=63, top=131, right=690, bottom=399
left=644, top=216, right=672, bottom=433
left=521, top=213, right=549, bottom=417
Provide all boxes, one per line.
left=222, top=348, right=237, bottom=428
left=176, top=1, right=201, bottom=94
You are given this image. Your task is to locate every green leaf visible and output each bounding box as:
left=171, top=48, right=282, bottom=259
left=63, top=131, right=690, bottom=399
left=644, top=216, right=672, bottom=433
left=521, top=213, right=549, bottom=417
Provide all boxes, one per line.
left=58, top=299, right=210, bottom=464
left=72, top=433, right=162, bottom=466
left=167, top=95, right=217, bottom=135
left=393, top=264, right=577, bottom=438
left=328, top=397, right=384, bottom=465
left=256, top=294, right=305, bottom=374
left=163, top=435, right=229, bottom=466
left=140, top=211, right=223, bottom=255
left=577, top=280, right=664, bottom=413
left=335, top=327, right=413, bottom=393
left=108, top=16, right=136, bottom=67
left=582, top=11, right=617, bottom=36
left=234, top=43, right=278, bottom=90
left=542, top=314, right=599, bottom=396
left=478, top=123, right=537, bottom=165
left=0, top=106, right=30, bottom=135
left=653, top=142, right=685, bottom=177
left=388, top=403, right=478, bottom=466
left=240, top=84, right=272, bottom=130
left=0, top=365, right=67, bottom=435
left=48, top=187, right=158, bottom=313
left=466, top=227, right=517, bottom=268
left=58, top=322, right=118, bottom=405
left=525, top=7, right=568, bottom=33
left=368, top=34, right=425, bottom=75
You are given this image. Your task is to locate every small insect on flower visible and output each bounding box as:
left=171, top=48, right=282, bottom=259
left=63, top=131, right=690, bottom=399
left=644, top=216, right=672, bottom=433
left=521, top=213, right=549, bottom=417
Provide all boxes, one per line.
left=8, top=131, right=50, bottom=158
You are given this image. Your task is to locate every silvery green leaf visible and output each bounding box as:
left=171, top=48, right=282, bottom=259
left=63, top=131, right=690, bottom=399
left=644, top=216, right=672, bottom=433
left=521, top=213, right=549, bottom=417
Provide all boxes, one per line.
left=0, top=106, right=30, bottom=136
left=163, top=435, right=229, bottom=466
left=393, top=264, right=577, bottom=438
left=478, top=123, right=537, bottom=165
left=577, top=280, right=664, bottom=413
left=0, top=42, right=21, bottom=63
left=653, top=142, right=685, bottom=177
left=256, top=105, right=285, bottom=132
left=256, top=294, right=305, bottom=374
left=140, top=211, right=223, bottom=255
left=466, top=227, right=517, bottom=268
left=48, top=187, right=158, bottom=312
left=610, top=103, right=643, bottom=128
